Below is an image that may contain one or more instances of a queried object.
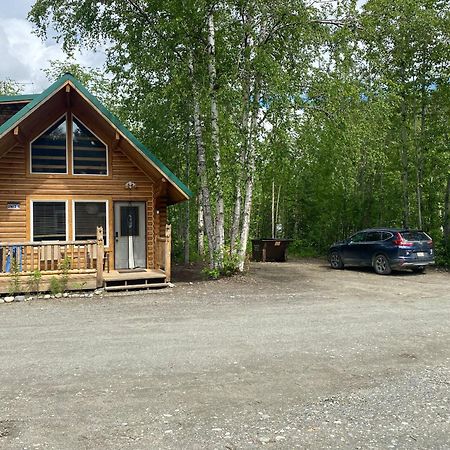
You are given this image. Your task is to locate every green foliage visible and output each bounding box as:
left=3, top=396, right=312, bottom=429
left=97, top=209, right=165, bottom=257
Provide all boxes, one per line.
left=434, top=240, right=450, bottom=268
left=59, top=256, right=71, bottom=292
left=8, top=258, right=21, bottom=296
left=202, top=247, right=240, bottom=279
left=28, top=0, right=450, bottom=267
left=221, top=250, right=240, bottom=277
left=288, top=241, right=320, bottom=258
left=27, top=269, right=42, bottom=294
left=202, top=266, right=220, bottom=280
left=0, top=79, right=23, bottom=95
left=43, top=60, right=114, bottom=109
left=49, top=276, right=62, bottom=296
left=47, top=257, right=72, bottom=295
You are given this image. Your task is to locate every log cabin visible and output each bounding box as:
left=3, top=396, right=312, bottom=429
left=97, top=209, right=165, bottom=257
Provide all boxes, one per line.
left=0, top=74, right=191, bottom=293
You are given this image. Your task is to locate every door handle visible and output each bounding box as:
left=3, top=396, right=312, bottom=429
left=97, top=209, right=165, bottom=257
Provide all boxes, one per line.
left=115, top=231, right=119, bottom=242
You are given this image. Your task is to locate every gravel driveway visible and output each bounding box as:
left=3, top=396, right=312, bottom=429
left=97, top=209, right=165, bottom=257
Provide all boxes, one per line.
left=0, top=261, right=449, bottom=449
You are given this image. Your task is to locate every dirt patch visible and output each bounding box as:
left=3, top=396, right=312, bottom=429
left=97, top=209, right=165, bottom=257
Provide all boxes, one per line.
left=171, top=261, right=208, bottom=283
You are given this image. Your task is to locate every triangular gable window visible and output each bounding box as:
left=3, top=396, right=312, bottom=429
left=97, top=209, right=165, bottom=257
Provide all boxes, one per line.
left=73, top=117, right=107, bottom=175
left=29, top=116, right=107, bottom=176
left=31, top=117, right=67, bottom=174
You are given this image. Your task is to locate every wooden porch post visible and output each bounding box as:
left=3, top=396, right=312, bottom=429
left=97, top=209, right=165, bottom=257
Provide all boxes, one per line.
left=96, top=226, right=104, bottom=288
left=165, top=224, right=172, bottom=282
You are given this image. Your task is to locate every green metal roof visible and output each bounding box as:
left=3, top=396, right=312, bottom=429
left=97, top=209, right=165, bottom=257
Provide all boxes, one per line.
left=0, top=94, right=38, bottom=103
left=0, top=74, right=191, bottom=199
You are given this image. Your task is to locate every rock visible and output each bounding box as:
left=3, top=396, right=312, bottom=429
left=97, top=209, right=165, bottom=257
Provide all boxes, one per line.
left=55, top=293, right=63, bottom=298
left=63, top=292, right=69, bottom=298
left=259, top=436, right=272, bottom=444
left=4, top=296, right=14, bottom=303
left=89, top=293, right=94, bottom=298
left=26, top=296, right=33, bottom=302
left=94, top=289, right=103, bottom=295
left=0, top=299, right=4, bottom=303
left=14, top=295, right=26, bottom=302
left=44, top=294, right=51, bottom=299
left=168, top=282, right=175, bottom=288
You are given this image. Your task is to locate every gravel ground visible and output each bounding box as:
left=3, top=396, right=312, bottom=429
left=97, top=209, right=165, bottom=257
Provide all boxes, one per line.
left=0, top=260, right=449, bottom=449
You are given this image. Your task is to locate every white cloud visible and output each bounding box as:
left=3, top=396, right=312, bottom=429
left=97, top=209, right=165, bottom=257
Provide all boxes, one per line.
left=0, top=14, right=106, bottom=93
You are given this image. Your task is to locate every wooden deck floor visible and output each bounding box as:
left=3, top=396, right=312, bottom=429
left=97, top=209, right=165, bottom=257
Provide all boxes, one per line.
left=103, top=269, right=167, bottom=291
left=103, top=269, right=168, bottom=291
left=103, top=269, right=166, bottom=282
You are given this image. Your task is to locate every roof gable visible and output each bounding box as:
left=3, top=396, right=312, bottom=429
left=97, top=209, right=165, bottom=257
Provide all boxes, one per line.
left=0, top=74, right=191, bottom=202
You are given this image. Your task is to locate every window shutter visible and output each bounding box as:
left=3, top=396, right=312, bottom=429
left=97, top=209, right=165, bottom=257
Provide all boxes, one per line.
left=33, top=202, right=66, bottom=241
left=74, top=202, right=107, bottom=243
left=73, top=118, right=107, bottom=175
left=31, top=118, right=67, bottom=174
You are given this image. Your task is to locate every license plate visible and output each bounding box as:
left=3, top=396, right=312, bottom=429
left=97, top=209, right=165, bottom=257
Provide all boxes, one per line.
left=416, top=252, right=425, bottom=257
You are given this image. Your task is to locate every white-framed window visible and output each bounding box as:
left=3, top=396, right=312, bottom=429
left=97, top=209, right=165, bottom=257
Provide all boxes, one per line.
left=30, top=115, right=68, bottom=174
left=73, top=200, right=108, bottom=246
left=31, top=200, right=68, bottom=242
left=72, top=116, right=108, bottom=176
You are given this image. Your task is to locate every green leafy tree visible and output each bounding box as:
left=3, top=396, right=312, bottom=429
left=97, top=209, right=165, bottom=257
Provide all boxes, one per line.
left=0, top=79, right=23, bottom=95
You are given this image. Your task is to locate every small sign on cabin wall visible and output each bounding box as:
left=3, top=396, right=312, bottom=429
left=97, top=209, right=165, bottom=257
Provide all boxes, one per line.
left=7, top=202, right=20, bottom=210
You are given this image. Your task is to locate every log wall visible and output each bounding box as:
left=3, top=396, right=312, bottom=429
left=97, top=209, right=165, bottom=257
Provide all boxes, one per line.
left=0, top=141, right=159, bottom=270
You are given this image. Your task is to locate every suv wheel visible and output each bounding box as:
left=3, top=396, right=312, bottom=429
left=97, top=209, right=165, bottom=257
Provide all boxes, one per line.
left=373, top=254, right=391, bottom=275
left=330, top=252, right=344, bottom=269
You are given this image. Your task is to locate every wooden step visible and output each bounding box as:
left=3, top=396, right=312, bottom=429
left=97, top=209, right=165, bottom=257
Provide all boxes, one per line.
left=104, top=282, right=168, bottom=292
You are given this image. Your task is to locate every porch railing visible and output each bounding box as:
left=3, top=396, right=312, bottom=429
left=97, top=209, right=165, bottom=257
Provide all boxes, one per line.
left=0, top=227, right=107, bottom=287
left=155, top=224, right=172, bottom=281
left=0, top=241, right=97, bottom=272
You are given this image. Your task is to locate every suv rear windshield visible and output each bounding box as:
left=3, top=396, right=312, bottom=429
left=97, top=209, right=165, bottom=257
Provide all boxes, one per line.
left=400, top=231, right=430, bottom=242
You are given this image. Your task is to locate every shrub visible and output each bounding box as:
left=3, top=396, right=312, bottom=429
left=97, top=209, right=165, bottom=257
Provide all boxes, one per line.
left=49, top=276, right=62, bottom=295
left=8, top=258, right=21, bottom=296
left=27, top=269, right=42, bottom=294
left=202, top=247, right=241, bottom=279
left=59, top=256, right=71, bottom=292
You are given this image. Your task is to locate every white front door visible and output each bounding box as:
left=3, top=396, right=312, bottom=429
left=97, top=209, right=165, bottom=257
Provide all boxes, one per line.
left=114, top=202, right=146, bottom=269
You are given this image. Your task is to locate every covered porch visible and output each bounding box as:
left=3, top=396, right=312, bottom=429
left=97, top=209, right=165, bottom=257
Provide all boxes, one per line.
left=0, top=226, right=172, bottom=294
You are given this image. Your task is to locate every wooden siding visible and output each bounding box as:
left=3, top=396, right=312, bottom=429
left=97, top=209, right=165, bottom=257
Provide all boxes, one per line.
left=0, top=272, right=97, bottom=294
left=0, top=141, right=157, bottom=269
left=0, top=87, right=184, bottom=273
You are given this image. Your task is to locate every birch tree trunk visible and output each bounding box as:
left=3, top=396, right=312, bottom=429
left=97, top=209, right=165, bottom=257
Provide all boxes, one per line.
left=271, top=181, right=275, bottom=238
left=231, top=17, right=252, bottom=255
left=444, top=173, right=450, bottom=248
left=230, top=167, right=243, bottom=253
left=207, top=8, right=224, bottom=266
left=189, top=52, right=216, bottom=267
left=400, top=94, right=410, bottom=228
left=230, top=76, right=251, bottom=253
left=184, top=125, right=190, bottom=265
left=197, top=190, right=205, bottom=257
left=416, top=81, right=426, bottom=229
left=238, top=88, right=260, bottom=271
left=275, top=184, right=281, bottom=236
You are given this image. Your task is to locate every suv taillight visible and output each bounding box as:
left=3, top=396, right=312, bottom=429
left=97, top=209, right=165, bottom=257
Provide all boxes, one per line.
left=392, top=232, right=414, bottom=247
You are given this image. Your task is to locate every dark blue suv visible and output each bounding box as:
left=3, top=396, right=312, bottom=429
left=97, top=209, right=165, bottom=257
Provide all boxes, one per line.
left=329, top=228, right=434, bottom=275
